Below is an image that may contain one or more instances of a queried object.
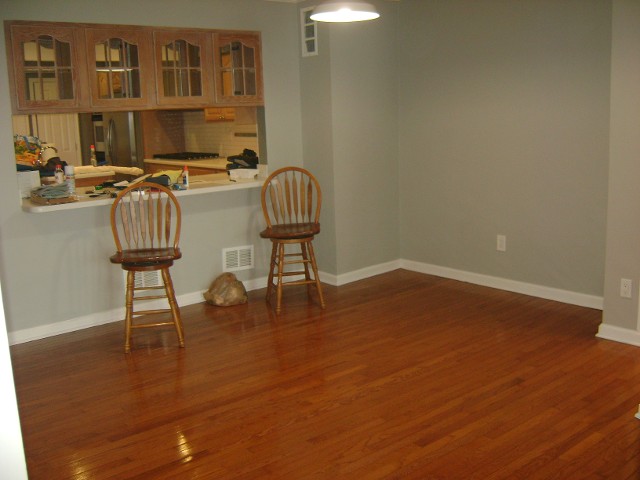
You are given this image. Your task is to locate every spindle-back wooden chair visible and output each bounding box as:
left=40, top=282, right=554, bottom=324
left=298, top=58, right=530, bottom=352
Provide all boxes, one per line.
left=260, top=167, right=325, bottom=313
left=109, top=182, right=185, bottom=353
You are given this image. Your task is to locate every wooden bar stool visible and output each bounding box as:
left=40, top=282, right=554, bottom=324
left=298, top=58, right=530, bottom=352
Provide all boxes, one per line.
left=260, top=167, right=326, bottom=313
left=109, top=182, right=185, bottom=353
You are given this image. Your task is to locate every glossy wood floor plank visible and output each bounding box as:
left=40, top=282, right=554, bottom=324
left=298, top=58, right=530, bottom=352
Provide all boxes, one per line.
left=10, top=270, right=640, bottom=479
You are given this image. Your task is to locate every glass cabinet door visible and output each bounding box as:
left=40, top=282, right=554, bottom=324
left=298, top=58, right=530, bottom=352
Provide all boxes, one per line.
left=85, top=28, right=153, bottom=109
left=213, top=33, right=263, bottom=105
left=94, top=38, right=141, bottom=100
left=153, top=31, right=212, bottom=106
left=23, top=35, right=73, bottom=101
left=162, top=40, right=200, bottom=97
left=8, top=24, right=85, bottom=111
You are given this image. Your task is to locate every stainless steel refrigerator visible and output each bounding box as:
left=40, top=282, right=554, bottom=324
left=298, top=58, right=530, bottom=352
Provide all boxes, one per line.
left=80, top=111, right=142, bottom=168
left=102, top=111, right=142, bottom=168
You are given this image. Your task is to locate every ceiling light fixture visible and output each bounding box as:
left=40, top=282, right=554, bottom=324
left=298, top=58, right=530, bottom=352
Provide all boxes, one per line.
left=310, top=1, right=380, bottom=23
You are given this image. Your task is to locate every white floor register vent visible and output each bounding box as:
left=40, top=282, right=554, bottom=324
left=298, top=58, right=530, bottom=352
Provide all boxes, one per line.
left=123, top=270, right=163, bottom=289
left=223, top=245, right=254, bottom=272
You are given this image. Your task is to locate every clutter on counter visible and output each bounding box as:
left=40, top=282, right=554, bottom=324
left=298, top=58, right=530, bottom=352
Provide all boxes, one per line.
left=14, top=134, right=41, bottom=168
left=143, top=149, right=260, bottom=177
left=30, top=182, right=77, bottom=206
left=226, top=149, right=259, bottom=171
left=22, top=170, right=264, bottom=213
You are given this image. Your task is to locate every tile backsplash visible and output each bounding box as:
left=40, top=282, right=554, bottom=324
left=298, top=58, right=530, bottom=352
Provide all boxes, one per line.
left=140, top=110, right=186, bottom=157
left=182, top=110, right=259, bottom=158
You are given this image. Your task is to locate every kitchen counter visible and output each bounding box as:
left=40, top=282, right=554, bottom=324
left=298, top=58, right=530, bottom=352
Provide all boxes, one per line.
left=21, top=172, right=263, bottom=213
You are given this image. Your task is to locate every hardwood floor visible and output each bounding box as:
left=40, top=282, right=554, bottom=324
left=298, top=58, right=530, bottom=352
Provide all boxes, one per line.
left=10, top=270, right=640, bottom=479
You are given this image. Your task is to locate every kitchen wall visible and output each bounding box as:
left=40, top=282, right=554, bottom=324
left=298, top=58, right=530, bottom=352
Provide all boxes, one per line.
left=182, top=110, right=259, bottom=158
left=140, top=110, right=187, bottom=157
left=0, top=0, right=305, bottom=337
left=141, top=110, right=260, bottom=159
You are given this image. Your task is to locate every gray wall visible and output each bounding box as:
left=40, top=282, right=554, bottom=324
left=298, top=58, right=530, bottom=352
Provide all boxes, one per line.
left=397, top=0, right=611, bottom=296
left=329, top=7, right=400, bottom=275
left=299, top=0, right=400, bottom=277
left=603, top=0, right=640, bottom=331
left=299, top=4, right=339, bottom=275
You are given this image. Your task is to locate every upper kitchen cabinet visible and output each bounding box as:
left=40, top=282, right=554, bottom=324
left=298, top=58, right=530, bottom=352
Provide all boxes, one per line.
left=213, top=32, right=263, bottom=106
left=154, top=30, right=214, bottom=107
left=4, top=22, right=266, bottom=113
left=4, top=21, right=89, bottom=113
left=85, top=28, right=154, bottom=110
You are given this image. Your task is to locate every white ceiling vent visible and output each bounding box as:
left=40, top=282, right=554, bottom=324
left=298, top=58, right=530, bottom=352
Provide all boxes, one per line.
left=223, top=245, right=254, bottom=272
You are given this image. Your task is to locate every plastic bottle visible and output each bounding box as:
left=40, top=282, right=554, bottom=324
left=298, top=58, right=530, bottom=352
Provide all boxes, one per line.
left=90, top=144, right=97, bottom=167
left=54, top=164, right=64, bottom=184
left=64, top=165, right=76, bottom=196
left=182, top=165, right=189, bottom=188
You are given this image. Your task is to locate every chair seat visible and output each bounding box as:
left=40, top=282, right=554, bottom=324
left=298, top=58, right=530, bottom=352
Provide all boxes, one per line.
left=110, top=247, right=182, bottom=265
left=260, top=223, right=320, bottom=240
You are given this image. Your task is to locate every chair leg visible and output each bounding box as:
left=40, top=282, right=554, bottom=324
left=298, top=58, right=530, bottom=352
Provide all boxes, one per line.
left=300, top=242, right=313, bottom=297
left=266, top=241, right=278, bottom=303
left=161, top=267, right=185, bottom=348
left=276, top=242, right=286, bottom=314
left=124, top=270, right=135, bottom=353
left=307, top=241, right=325, bottom=309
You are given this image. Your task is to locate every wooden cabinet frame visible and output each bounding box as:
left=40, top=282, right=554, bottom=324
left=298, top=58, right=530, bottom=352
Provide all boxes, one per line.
left=153, top=29, right=214, bottom=107
left=213, top=32, right=264, bottom=106
left=4, top=21, right=264, bottom=114
left=5, top=21, right=89, bottom=113
left=85, top=27, right=154, bottom=110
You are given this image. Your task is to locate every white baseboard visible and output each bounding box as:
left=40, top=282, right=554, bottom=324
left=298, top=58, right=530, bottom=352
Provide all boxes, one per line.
left=320, top=260, right=401, bottom=286
left=8, top=308, right=125, bottom=346
left=8, top=279, right=266, bottom=345
left=400, top=260, right=604, bottom=310
left=8, top=259, right=605, bottom=345
left=596, top=323, right=640, bottom=347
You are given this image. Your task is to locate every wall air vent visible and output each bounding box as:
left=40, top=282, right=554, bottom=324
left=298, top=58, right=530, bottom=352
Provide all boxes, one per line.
left=223, top=245, right=254, bottom=272
left=123, top=271, right=163, bottom=289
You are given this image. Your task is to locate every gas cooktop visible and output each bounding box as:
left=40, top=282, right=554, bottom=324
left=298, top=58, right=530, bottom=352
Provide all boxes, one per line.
left=153, top=152, right=220, bottom=160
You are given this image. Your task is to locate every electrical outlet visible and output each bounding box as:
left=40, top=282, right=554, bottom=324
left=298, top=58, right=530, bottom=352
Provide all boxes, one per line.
left=497, top=234, right=506, bottom=252
left=621, top=278, right=633, bottom=298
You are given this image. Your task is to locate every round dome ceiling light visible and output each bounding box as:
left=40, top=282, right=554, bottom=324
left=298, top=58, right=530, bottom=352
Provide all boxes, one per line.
left=310, top=2, right=380, bottom=23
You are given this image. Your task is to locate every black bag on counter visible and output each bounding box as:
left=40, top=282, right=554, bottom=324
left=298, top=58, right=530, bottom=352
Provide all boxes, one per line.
left=40, top=158, right=68, bottom=177
left=227, top=149, right=258, bottom=170
left=146, top=175, right=171, bottom=186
